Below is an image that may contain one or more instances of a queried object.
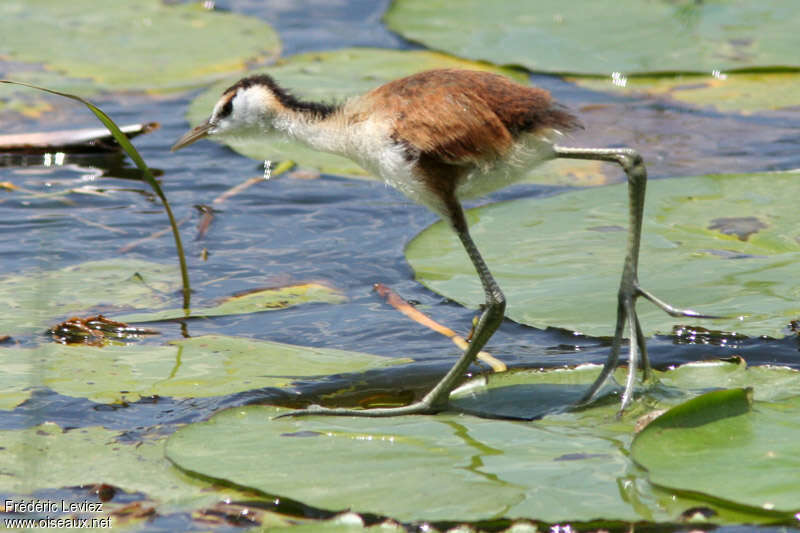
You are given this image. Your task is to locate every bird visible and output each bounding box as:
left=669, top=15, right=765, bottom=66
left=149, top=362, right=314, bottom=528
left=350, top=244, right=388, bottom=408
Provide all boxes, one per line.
left=172, top=68, right=705, bottom=416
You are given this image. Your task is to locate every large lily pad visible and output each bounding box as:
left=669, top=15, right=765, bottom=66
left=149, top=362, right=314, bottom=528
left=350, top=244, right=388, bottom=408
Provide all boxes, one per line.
left=166, top=360, right=800, bottom=524
left=406, top=171, right=800, bottom=338
left=4, top=335, right=409, bottom=405
left=0, top=259, right=179, bottom=337
left=186, top=48, right=552, bottom=178
left=632, top=389, right=800, bottom=514
left=0, top=423, right=252, bottom=512
left=385, top=0, right=800, bottom=75
left=572, top=72, right=800, bottom=113
left=167, top=405, right=641, bottom=523
left=0, top=0, right=280, bottom=112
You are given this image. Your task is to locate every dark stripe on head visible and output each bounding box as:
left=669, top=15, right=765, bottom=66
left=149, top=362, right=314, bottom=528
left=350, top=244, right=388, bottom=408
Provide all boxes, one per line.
left=223, top=74, right=339, bottom=119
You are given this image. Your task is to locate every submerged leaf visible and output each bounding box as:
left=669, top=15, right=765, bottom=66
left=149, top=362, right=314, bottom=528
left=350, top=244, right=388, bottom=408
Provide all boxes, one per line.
left=114, top=283, right=346, bottom=323
left=0, top=259, right=179, bottom=337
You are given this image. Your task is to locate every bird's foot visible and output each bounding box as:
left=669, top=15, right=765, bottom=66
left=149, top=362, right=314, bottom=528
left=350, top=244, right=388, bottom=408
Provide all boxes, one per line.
left=273, top=400, right=442, bottom=419
left=581, top=281, right=717, bottom=414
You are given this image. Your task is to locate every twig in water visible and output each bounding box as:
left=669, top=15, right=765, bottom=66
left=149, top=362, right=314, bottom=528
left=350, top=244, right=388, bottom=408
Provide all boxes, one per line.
left=373, top=283, right=507, bottom=372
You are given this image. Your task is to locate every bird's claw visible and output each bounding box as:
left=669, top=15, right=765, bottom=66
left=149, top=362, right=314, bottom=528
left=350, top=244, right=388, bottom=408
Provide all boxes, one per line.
left=636, top=285, right=720, bottom=319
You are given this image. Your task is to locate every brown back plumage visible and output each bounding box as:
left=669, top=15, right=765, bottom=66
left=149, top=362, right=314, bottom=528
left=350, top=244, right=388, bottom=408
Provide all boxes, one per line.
left=364, top=69, right=581, bottom=166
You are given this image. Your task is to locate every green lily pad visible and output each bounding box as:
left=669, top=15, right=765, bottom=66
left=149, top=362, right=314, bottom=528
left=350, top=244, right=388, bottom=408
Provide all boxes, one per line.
left=166, top=357, right=800, bottom=525
left=572, top=72, right=800, bottom=113
left=406, top=171, right=800, bottom=338
left=114, top=283, right=346, bottom=323
left=167, top=405, right=641, bottom=523
left=0, top=423, right=253, bottom=513
left=5, top=335, right=408, bottom=405
left=0, top=347, right=34, bottom=410
left=385, top=0, right=800, bottom=75
left=0, top=259, right=178, bottom=337
left=632, top=388, right=800, bottom=514
left=186, top=48, right=534, bottom=177
left=0, top=0, right=279, bottom=109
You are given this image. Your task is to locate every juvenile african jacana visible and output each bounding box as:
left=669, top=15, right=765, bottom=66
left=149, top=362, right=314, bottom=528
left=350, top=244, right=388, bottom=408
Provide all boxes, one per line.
left=173, top=69, right=705, bottom=416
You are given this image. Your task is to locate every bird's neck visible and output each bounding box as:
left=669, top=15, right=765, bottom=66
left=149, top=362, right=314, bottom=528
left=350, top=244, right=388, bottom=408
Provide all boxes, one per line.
left=272, top=107, right=349, bottom=156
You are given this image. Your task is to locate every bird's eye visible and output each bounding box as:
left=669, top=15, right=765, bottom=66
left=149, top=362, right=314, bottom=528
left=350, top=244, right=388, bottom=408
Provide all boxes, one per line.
left=219, top=99, right=233, bottom=119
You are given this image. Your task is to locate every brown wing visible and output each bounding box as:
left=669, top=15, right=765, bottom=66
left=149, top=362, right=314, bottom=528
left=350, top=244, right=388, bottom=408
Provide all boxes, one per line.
left=364, top=69, right=580, bottom=166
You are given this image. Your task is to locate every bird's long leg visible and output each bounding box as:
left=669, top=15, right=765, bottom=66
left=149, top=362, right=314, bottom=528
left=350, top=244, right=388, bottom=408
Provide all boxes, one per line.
left=553, top=146, right=709, bottom=412
left=275, top=201, right=505, bottom=419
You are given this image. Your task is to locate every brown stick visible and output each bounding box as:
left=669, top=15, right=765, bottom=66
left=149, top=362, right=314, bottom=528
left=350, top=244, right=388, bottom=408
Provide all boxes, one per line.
left=373, top=283, right=506, bottom=372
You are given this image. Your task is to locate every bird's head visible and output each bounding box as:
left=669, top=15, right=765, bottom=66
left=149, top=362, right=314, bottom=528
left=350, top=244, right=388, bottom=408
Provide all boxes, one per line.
left=171, top=75, right=287, bottom=151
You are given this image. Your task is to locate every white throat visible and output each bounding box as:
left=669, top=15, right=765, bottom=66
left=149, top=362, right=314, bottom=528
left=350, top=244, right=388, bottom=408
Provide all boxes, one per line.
left=271, top=110, right=348, bottom=156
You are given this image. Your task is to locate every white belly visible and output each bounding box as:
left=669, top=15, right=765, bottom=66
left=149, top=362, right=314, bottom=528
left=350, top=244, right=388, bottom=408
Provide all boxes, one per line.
left=455, top=135, right=557, bottom=200
left=345, top=122, right=558, bottom=216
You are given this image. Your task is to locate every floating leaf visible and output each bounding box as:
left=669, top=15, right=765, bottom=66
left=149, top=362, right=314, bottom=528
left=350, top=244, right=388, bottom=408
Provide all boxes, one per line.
left=632, top=389, right=800, bottom=514
left=0, top=423, right=251, bottom=511
left=406, top=171, right=800, bottom=338
left=0, top=259, right=179, bottom=337
left=572, top=72, right=800, bottom=113
left=3, top=335, right=407, bottom=405
left=166, top=361, right=800, bottom=523
left=114, top=283, right=346, bottom=323
left=167, top=405, right=640, bottom=523
left=0, top=0, right=280, bottom=100
left=0, top=347, right=33, bottom=410
left=166, top=362, right=800, bottom=523
left=385, top=0, right=800, bottom=75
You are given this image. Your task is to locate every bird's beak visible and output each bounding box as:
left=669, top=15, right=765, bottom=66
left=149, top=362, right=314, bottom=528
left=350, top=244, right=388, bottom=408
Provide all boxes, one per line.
left=171, top=120, right=213, bottom=151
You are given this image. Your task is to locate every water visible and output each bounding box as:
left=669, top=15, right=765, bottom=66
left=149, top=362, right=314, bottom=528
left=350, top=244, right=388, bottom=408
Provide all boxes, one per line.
left=1, top=1, right=799, bottom=530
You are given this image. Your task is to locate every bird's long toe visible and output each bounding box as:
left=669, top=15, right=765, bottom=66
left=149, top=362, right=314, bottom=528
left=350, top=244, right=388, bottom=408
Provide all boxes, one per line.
left=272, top=401, right=441, bottom=419
left=636, top=284, right=719, bottom=319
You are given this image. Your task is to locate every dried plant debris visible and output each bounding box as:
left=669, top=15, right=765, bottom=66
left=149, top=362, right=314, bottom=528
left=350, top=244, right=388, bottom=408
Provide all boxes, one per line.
left=49, top=315, right=158, bottom=345
left=107, top=501, right=157, bottom=526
